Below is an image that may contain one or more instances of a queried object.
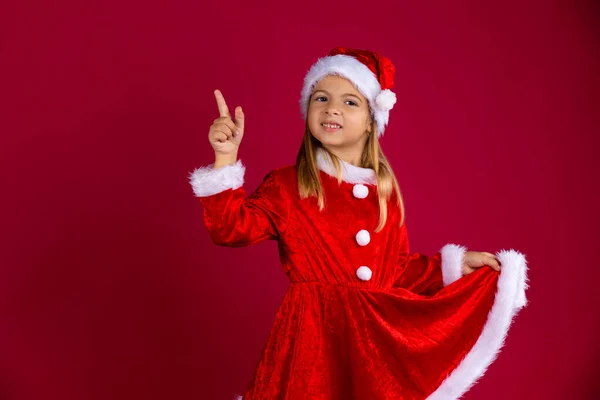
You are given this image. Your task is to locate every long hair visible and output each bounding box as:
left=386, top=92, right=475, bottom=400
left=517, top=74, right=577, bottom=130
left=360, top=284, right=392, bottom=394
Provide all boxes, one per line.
left=295, top=111, right=406, bottom=232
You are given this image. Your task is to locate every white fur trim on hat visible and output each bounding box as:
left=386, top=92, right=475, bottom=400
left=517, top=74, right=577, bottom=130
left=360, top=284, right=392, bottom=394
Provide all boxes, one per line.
left=299, top=54, right=395, bottom=137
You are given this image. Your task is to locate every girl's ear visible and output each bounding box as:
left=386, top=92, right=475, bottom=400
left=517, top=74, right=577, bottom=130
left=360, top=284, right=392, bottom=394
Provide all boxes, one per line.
left=367, top=114, right=374, bottom=134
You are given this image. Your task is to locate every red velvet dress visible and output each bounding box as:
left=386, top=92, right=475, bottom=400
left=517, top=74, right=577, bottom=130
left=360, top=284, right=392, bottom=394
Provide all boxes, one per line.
left=188, top=149, right=529, bottom=400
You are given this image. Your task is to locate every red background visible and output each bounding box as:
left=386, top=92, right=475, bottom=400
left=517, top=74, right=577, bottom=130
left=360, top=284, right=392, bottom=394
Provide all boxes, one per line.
left=1, top=0, right=599, bottom=399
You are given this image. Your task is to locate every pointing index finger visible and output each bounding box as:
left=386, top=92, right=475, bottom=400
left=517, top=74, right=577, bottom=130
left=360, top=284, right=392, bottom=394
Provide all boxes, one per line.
left=214, top=89, right=230, bottom=117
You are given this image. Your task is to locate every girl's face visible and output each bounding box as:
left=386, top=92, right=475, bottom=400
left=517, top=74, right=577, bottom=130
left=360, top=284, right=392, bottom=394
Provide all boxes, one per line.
left=307, top=75, right=373, bottom=156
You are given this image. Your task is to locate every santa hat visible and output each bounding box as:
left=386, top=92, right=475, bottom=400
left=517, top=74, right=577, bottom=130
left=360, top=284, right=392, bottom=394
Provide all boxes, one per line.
left=299, top=47, right=397, bottom=137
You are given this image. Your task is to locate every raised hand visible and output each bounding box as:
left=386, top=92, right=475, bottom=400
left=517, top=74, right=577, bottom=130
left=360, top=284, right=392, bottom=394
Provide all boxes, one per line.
left=208, top=89, right=245, bottom=155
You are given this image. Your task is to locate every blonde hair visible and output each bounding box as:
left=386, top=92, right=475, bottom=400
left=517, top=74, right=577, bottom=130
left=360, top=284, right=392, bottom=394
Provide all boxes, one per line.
left=295, top=113, right=406, bottom=232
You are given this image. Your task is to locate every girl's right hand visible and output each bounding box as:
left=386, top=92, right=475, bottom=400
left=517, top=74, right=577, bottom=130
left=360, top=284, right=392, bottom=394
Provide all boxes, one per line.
left=208, top=89, right=245, bottom=155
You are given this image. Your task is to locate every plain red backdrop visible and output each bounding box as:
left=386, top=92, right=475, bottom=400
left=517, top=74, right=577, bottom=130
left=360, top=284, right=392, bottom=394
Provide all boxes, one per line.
left=1, top=0, right=599, bottom=399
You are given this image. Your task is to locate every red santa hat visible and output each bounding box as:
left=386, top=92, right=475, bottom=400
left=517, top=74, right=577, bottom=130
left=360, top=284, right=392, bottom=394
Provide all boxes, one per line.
left=299, top=47, right=397, bottom=137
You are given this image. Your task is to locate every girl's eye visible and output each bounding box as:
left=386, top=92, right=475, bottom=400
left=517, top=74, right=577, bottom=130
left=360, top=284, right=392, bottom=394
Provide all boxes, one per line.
left=314, top=96, right=358, bottom=106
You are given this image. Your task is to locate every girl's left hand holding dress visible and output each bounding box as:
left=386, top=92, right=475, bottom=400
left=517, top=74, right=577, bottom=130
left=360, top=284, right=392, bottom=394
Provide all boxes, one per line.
left=462, top=251, right=502, bottom=275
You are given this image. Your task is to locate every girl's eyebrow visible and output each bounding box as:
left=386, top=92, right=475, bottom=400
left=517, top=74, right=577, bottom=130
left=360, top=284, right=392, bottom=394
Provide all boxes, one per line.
left=312, top=89, right=361, bottom=100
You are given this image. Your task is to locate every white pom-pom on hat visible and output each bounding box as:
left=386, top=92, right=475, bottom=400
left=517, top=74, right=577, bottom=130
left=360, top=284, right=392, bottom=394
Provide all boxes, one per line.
left=375, top=89, right=397, bottom=111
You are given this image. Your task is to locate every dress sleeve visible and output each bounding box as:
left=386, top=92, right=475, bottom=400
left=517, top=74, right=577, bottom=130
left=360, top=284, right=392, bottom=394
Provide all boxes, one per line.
left=393, top=222, right=468, bottom=296
left=187, top=159, right=290, bottom=247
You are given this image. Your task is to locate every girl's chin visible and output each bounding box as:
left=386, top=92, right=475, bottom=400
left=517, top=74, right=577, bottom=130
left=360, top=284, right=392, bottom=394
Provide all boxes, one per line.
left=315, top=134, right=341, bottom=144
left=315, top=129, right=342, bottom=138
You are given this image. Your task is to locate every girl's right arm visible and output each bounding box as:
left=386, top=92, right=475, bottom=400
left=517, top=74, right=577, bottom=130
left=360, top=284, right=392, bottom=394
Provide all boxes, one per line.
left=187, top=90, right=290, bottom=247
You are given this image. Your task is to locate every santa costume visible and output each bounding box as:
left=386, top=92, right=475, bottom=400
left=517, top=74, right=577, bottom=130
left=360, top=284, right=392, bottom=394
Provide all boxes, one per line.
left=188, top=47, right=529, bottom=400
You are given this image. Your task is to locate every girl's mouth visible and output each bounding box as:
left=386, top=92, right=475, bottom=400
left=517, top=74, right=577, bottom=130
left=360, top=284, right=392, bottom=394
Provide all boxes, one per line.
left=321, top=123, right=341, bottom=132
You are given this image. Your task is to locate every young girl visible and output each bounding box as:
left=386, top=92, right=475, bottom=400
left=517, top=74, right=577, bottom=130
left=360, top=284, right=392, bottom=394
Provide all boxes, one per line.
left=189, top=47, right=529, bottom=400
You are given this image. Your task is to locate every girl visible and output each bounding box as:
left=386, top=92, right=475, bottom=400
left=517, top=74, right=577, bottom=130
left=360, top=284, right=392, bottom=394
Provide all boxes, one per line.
left=189, top=47, right=529, bottom=400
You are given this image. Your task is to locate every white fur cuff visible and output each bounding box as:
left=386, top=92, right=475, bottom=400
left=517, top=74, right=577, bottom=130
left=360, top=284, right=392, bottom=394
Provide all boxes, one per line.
left=440, top=243, right=467, bottom=286
left=188, top=160, right=245, bottom=197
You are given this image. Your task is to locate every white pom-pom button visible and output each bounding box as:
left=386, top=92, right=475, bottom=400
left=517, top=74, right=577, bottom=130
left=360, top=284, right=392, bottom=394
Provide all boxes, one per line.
left=356, top=266, right=372, bottom=281
left=356, top=229, right=370, bottom=246
left=352, top=184, right=369, bottom=199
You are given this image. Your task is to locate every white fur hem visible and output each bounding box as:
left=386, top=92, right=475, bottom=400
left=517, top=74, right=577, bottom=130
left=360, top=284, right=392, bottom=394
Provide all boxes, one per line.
left=427, top=249, right=530, bottom=399
left=440, top=243, right=467, bottom=286
left=188, top=160, right=245, bottom=197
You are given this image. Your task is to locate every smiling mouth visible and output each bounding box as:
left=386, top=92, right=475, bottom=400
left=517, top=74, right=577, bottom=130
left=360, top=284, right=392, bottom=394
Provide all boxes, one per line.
left=321, top=123, right=342, bottom=131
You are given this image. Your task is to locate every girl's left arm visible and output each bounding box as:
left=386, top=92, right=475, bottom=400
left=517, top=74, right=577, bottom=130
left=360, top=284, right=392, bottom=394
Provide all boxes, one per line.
left=392, top=222, right=467, bottom=296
